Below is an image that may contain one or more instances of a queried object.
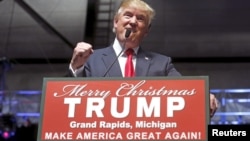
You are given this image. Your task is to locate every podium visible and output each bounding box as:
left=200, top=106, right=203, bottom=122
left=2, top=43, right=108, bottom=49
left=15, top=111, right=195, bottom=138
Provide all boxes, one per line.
left=37, top=76, right=209, bottom=141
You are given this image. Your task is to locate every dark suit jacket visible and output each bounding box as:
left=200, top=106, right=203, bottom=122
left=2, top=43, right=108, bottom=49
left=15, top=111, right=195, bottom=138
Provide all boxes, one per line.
left=74, top=46, right=181, bottom=77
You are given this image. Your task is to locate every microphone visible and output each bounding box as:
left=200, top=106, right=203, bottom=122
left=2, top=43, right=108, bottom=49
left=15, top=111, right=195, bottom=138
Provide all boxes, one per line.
left=103, top=29, right=131, bottom=77
left=125, top=29, right=131, bottom=38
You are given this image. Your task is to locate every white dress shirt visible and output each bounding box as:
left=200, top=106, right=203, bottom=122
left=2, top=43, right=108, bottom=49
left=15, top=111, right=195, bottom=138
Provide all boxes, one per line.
left=113, top=38, right=138, bottom=77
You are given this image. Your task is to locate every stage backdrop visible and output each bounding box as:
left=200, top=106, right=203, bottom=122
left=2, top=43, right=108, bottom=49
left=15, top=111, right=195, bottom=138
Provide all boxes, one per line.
left=37, top=76, right=209, bottom=141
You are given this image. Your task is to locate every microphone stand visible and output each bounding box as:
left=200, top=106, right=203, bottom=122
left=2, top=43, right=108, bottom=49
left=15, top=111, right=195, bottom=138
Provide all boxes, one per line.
left=102, top=29, right=131, bottom=77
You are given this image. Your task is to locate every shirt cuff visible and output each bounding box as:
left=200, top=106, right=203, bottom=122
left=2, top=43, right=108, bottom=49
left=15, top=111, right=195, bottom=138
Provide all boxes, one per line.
left=69, top=64, right=84, bottom=77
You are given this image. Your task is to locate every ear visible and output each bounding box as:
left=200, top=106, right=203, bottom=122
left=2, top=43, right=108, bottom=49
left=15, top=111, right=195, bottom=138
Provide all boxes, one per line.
left=112, top=19, right=117, bottom=33
left=148, top=24, right=151, bottom=29
left=144, top=24, right=151, bottom=37
left=113, top=16, right=118, bottom=29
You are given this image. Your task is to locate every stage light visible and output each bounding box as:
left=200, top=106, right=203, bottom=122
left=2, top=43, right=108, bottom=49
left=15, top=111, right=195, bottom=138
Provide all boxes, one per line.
left=2, top=131, right=9, bottom=139
left=0, top=114, right=16, bottom=140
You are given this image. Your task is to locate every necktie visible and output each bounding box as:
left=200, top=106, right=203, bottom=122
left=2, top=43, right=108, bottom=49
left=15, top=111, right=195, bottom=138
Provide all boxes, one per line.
left=125, top=48, right=135, bottom=77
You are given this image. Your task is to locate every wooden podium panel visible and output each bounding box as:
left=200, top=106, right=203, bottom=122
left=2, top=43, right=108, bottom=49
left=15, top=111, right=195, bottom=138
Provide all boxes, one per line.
left=37, top=76, right=209, bottom=141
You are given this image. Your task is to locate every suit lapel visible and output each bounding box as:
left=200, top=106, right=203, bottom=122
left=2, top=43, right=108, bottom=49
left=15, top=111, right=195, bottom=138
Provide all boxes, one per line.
left=135, top=49, right=151, bottom=76
left=102, top=47, right=123, bottom=77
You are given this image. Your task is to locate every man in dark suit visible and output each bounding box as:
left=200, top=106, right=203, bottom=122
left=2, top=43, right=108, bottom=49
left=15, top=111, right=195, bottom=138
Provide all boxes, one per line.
left=68, top=0, right=218, bottom=117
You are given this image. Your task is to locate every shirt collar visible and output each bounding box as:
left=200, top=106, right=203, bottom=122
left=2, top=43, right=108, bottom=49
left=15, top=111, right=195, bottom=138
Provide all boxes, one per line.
left=113, top=38, right=139, bottom=56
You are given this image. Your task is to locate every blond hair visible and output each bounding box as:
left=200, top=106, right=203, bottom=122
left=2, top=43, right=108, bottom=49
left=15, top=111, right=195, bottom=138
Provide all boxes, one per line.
left=115, top=0, right=155, bottom=26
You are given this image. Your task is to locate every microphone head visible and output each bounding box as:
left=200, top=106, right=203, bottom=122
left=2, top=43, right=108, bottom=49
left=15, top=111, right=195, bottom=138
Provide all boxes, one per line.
left=125, top=29, right=132, bottom=38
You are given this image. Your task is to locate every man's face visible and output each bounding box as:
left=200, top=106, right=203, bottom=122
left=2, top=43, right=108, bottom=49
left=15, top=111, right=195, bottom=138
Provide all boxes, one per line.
left=114, top=7, right=150, bottom=48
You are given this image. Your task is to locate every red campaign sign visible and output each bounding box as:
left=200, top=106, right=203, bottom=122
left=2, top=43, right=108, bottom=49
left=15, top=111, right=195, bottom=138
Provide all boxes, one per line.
left=37, top=76, right=209, bottom=141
